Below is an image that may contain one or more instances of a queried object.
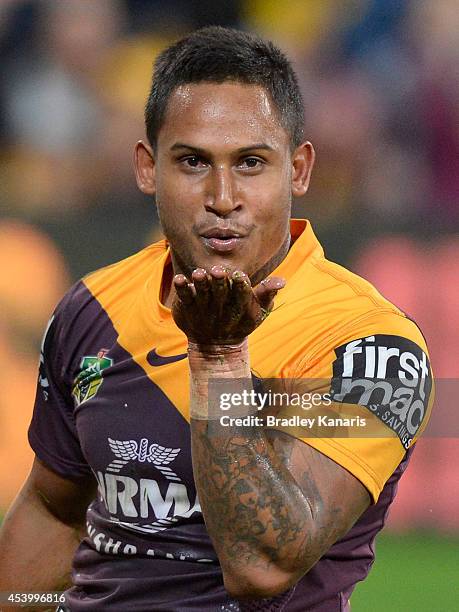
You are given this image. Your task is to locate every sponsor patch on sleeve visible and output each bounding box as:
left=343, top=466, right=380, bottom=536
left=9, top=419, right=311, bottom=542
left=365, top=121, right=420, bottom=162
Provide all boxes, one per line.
left=330, top=334, right=432, bottom=449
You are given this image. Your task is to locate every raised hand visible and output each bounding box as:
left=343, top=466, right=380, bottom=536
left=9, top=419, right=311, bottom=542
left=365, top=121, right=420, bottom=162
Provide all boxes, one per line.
left=171, top=265, right=285, bottom=345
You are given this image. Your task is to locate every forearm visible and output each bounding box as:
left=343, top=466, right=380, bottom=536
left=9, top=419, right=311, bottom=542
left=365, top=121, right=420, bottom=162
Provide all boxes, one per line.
left=189, top=343, right=314, bottom=598
left=191, top=422, right=315, bottom=595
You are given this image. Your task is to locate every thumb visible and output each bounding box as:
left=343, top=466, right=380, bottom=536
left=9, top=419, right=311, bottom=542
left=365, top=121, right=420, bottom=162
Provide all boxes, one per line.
left=253, top=276, right=286, bottom=311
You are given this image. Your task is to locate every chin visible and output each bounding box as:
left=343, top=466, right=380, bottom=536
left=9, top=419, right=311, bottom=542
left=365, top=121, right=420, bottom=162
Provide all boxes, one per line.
left=202, top=259, right=241, bottom=274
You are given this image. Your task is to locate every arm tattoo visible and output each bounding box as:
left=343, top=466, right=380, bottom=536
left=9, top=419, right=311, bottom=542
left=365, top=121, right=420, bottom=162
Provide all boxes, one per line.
left=191, top=423, right=317, bottom=573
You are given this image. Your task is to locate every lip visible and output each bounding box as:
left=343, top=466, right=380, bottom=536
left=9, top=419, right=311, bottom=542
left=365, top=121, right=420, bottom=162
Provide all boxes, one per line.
left=202, top=236, right=245, bottom=253
left=200, top=227, right=245, bottom=239
left=199, top=226, right=247, bottom=253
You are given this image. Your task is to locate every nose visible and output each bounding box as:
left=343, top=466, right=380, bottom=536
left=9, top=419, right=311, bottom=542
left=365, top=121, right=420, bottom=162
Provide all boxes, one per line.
left=205, top=167, right=241, bottom=216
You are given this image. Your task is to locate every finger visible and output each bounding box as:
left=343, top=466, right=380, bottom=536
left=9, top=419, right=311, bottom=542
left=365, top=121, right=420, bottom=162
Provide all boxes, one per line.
left=209, top=265, right=230, bottom=309
left=254, top=276, right=286, bottom=311
left=191, top=268, right=210, bottom=308
left=173, top=274, right=195, bottom=305
left=225, top=270, right=252, bottom=332
left=231, top=270, right=252, bottom=309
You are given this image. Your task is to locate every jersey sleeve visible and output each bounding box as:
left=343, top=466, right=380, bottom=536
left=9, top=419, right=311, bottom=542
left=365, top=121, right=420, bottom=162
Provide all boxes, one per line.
left=28, top=289, right=92, bottom=479
left=270, top=311, right=434, bottom=503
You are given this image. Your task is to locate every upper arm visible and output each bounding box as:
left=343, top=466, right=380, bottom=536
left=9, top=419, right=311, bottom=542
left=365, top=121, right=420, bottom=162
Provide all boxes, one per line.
left=268, top=430, right=370, bottom=571
left=23, top=456, right=97, bottom=527
left=0, top=457, right=96, bottom=595
left=29, top=291, right=94, bottom=481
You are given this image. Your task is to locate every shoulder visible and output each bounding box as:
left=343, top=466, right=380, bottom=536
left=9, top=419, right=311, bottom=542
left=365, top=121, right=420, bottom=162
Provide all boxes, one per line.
left=310, top=256, right=404, bottom=317
left=42, top=240, right=167, bottom=365
left=283, top=248, right=428, bottom=366
left=82, top=240, right=167, bottom=302
left=53, top=240, right=167, bottom=328
left=311, top=256, right=428, bottom=352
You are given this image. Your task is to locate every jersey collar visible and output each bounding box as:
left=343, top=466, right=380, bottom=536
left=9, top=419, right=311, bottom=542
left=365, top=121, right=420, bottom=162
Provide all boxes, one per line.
left=270, top=219, right=323, bottom=281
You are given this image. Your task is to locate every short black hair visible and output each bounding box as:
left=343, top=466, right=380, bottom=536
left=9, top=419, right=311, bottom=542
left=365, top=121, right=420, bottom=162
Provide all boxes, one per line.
left=145, top=26, right=304, bottom=150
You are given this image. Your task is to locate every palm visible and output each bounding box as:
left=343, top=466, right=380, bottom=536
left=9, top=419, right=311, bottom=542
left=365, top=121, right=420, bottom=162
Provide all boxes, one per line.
left=171, top=266, right=285, bottom=345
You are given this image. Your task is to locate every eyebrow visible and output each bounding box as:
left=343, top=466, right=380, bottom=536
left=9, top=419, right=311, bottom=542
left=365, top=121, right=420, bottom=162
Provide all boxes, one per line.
left=170, top=142, right=275, bottom=154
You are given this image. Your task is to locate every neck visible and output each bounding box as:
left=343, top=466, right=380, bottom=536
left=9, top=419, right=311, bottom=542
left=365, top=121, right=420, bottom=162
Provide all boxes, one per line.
left=249, top=232, right=291, bottom=287
left=161, top=258, right=175, bottom=308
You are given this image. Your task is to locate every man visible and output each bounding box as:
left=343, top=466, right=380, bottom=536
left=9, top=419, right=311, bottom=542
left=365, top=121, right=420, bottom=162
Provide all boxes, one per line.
left=0, top=27, right=433, bottom=611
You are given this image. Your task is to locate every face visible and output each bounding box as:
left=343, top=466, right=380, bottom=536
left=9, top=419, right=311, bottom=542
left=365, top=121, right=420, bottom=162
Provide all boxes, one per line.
left=135, top=82, right=314, bottom=285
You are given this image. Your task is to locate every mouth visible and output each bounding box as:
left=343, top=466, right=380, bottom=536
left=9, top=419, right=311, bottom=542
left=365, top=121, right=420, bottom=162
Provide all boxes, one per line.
left=199, top=227, right=247, bottom=253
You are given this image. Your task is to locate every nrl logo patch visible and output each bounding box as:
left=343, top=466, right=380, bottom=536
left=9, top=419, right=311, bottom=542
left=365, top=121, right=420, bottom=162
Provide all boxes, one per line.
left=72, top=349, right=113, bottom=406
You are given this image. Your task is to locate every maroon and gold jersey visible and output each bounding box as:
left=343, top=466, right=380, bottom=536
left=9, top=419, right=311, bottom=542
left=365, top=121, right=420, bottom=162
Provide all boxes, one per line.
left=29, top=220, right=433, bottom=611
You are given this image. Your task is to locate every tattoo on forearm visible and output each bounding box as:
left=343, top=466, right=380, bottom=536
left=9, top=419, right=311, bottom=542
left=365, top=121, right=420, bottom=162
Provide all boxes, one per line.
left=191, top=424, right=317, bottom=572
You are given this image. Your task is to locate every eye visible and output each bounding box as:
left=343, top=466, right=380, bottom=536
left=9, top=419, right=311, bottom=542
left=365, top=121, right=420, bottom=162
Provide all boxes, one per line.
left=180, top=155, right=208, bottom=170
left=238, top=157, right=264, bottom=171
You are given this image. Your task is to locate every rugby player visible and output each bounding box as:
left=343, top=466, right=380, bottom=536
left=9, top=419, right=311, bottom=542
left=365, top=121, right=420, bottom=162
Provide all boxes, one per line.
left=0, top=27, right=433, bottom=611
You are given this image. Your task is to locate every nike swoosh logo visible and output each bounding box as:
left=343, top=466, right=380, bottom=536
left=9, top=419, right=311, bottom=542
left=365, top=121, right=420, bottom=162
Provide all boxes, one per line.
left=147, top=348, right=187, bottom=367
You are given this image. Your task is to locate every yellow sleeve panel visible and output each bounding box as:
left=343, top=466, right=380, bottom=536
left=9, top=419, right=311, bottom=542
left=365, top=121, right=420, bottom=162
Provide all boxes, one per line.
left=289, top=312, right=433, bottom=503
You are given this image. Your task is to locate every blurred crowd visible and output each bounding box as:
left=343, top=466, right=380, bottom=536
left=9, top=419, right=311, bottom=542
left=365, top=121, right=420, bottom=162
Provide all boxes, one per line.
left=0, top=1, right=458, bottom=530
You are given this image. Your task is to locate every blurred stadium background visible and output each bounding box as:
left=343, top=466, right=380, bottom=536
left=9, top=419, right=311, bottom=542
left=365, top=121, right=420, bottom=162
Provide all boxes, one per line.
left=0, top=1, right=457, bottom=609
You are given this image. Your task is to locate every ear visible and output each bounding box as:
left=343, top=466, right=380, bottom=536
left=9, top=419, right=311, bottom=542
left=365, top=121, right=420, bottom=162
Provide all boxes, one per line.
left=291, top=141, right=315, bottom=197
left=134, top=140, right=156, bottom=195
